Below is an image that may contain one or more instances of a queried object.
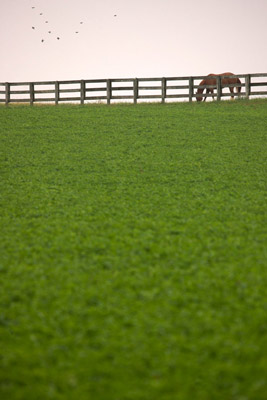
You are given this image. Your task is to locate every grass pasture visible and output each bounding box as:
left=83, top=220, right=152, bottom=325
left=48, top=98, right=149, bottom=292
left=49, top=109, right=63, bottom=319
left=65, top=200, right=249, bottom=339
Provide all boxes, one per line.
left=0, top=99, right=267, bottom=400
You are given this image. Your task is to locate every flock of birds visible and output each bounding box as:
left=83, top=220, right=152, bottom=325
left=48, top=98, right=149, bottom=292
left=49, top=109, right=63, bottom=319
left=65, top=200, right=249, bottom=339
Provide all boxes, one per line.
left=31, top=5, right=84, bottom=43
left=31, top=5, right=118, bottom=44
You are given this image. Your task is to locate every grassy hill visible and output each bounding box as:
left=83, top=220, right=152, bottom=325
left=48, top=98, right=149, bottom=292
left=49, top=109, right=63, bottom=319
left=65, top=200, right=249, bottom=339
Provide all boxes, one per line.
left=0, top=99, right=267, bottom=400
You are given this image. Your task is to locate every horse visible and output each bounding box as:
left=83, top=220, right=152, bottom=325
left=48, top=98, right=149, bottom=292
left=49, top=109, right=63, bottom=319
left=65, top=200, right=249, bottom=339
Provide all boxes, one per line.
left=196, top=72, right=241, bottom=102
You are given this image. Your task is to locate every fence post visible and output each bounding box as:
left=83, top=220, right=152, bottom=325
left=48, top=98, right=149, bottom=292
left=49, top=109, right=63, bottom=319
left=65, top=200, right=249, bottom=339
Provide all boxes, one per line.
left=161, top=78, right=166, bottom=103
left=5, top=83, right=10, bottom=105
left=107, top=79, right=111, bottom=105
left=189, top=77, right=194, bottom=102
left=55, top=81, right=59, bottom=105
left=133, top=78, right=138, bottom=104
left=216, top=76, right=221, bottom=101
left=80, top=80, right=85, bottom=105
left=30, top=83, right=34, bottom=105
left=245, top=74, right=250, bottom=99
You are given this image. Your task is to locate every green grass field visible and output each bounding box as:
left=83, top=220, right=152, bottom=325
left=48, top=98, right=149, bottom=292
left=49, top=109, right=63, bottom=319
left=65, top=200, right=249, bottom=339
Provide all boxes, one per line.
left=0, top=99, right=266, bottom=400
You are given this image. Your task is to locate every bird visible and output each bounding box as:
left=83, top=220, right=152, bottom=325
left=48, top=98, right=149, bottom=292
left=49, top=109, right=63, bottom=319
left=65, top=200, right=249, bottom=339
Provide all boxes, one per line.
left=32, top=7, right=35, bottom=9
left=32, top=26, right=35, bottom=29
left=114, top=15, right=117, bottom=17
left=80, top=22, right=83, bottom=24
left=48, top=31, right=51, bottom=34
left=41, top=39, right=44, bottom=43
left=40, top=13, right=43, bottom=16
left=75, top=31, right=79, bottom=34
left=45, top=21, right=48, bottom=23
left=57, top=37, right=60, bottom=40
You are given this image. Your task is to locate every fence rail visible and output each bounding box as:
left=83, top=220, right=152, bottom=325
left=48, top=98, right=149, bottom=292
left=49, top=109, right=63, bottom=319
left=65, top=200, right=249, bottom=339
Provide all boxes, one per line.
left=0, top=73, right=267, bottom=105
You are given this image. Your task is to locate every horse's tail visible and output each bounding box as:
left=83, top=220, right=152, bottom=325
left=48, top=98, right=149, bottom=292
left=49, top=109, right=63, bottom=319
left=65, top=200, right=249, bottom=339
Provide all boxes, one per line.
left=236, top=78, right=242, bottom=93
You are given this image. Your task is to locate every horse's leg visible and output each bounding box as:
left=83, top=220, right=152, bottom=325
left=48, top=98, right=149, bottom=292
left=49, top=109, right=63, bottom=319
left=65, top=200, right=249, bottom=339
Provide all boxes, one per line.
left=229, top=87, right=234, bottom=100
left=207, top=89, right=215, bottom=101
left=204, top=89, right=208, bottom=102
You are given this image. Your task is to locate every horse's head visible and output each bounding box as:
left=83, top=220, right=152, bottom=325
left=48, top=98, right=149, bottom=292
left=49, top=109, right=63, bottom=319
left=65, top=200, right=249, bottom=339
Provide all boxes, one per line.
left=196, top=89, right=203, bottom=102
left=196, top=79, right=205, bottom=102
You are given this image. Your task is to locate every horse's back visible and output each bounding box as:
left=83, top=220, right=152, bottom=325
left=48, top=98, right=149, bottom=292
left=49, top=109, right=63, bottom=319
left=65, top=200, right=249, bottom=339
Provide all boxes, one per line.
left=220, top=72, right=240, bottom=84
left=220, top=72, right=235, bottom=76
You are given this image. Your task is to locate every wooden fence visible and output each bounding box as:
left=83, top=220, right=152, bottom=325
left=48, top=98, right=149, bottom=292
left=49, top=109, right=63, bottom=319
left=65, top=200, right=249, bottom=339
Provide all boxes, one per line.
left=0, top=73, right=267, bottom=105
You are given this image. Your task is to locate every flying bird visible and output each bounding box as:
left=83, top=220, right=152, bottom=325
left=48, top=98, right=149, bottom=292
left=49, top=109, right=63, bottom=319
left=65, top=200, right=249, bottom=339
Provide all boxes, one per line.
left=48, top=31, right=51, bottom=34
left=32, top=26, right=35, bottom=29
left=114, top=15, right=117, bottom=17
left=57, top=37, right=60, bottom=40
left=45, top=21, right=48, bottom=23
left=41, top=39, right=44, bottom=43
left=80, top=22, right=83, bottom=24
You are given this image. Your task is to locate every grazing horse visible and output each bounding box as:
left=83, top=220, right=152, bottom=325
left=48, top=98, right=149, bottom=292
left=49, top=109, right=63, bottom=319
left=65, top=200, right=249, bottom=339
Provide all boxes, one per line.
left=196, top=72, right=241, bottom=102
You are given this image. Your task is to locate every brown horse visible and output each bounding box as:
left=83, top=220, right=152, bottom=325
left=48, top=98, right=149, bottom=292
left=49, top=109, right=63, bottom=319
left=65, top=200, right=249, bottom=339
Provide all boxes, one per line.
left=196, top=72, right=241, bottom=102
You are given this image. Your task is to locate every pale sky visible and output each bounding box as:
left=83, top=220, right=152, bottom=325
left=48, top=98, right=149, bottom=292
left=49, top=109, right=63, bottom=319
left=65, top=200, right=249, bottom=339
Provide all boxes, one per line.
left=1, top=0, right=267, bottom=82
